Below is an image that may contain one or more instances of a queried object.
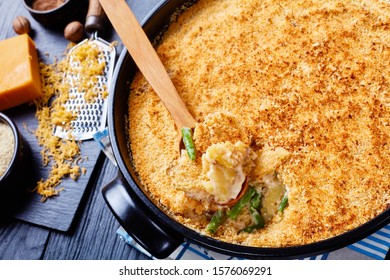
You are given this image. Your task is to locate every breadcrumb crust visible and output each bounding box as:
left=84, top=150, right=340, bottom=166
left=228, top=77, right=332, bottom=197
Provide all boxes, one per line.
left=128, top=0, right=390, bottom=247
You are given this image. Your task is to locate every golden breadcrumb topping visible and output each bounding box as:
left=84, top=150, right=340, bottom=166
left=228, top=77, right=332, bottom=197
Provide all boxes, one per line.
left=128, top=0, right=390, bottom=247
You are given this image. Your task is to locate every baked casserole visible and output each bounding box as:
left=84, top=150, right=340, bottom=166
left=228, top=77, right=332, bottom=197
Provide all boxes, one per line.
left=127, top=0, right=390, bottom=247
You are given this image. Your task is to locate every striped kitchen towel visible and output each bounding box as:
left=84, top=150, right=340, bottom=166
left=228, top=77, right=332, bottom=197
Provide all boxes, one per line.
left=347, top=224, right=390, bottom=260
left=117, top=224, right=390, bottom=260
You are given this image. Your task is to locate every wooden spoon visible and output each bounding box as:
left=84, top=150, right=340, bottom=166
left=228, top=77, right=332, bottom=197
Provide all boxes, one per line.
left=99, top=0, right=196, bottom=131
left=99, top=0, right=248, bottom=205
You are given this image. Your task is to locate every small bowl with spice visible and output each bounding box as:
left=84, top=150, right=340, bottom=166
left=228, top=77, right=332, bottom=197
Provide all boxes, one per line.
left=23, top=0, right=87, bottom=28
left=0, top=113, right=30, bottom=215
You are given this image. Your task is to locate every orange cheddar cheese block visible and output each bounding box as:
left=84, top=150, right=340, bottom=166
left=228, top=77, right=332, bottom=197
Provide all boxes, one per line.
left=0, top=34, right=42, bottom=111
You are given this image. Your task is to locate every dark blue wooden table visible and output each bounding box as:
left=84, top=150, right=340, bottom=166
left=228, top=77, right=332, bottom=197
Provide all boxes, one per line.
left=0, top=0, right=389, bottom=261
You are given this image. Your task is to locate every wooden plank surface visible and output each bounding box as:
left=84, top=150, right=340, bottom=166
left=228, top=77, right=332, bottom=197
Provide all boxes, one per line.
left=43, top=159, right=148, bottom=260
left=1, top=0, right=387, bottom=261
left=0, top=219, right=49, bottom=260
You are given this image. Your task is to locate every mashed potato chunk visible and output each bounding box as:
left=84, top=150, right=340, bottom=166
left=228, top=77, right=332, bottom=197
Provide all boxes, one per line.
left=202, top=141, right=256, bottom=204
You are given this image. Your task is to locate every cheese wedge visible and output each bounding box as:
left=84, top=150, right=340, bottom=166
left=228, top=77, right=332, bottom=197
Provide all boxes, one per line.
left=0, top=34, right=42, bottom=111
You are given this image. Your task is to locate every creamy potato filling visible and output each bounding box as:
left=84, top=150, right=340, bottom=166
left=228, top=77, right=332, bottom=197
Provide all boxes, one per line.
left=259, top=173, right=288, bottom=222
left=205, top=170, right=289, bottom=234
left=176, top=117, right=291, bottom=233
left=179, top=135, right=289, bottom=233
left=202, top=141, right=256, bottom=204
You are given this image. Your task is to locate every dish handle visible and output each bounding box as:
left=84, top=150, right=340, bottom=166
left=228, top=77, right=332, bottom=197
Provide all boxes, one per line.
left=102, top=171, right=184, bottom=259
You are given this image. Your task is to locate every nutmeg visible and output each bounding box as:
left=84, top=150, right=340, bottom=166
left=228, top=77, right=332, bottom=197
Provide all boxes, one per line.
left=64, top=21, right=84, bottom=43
left=13, top=16, right=31, bottom=35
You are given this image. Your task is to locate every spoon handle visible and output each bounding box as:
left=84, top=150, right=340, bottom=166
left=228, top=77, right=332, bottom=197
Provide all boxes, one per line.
left=99, top=0, right=196, bottom=129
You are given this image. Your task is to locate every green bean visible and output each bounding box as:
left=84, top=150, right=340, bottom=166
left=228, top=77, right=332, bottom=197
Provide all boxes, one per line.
left=251, top=207, right=265, bottom=225
left=278, top=193, right=288, bottom=213
left=250, top=190, right=261, bottom=210
left=227, top=187, right=256, bottom=220
left=206, top=209, right=225, bottom=234
left=181, top=127, right=196, bottom=161
left=242, top=207, right=265, bottom=233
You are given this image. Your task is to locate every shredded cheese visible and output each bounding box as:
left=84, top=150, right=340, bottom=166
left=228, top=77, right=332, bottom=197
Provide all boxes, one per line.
left=32, top=41, right=108, bottom=201
left=67, top=41, right=107, bottom=102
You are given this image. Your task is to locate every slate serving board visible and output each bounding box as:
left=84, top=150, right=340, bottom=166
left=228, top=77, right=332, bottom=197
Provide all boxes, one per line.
left=6, top=105, right=103, bottom=232
left=0, top=2, right=118, bottom=232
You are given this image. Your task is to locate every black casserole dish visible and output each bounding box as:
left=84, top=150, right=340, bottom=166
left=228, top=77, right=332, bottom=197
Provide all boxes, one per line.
left=102, top=0, right=390, bottom=259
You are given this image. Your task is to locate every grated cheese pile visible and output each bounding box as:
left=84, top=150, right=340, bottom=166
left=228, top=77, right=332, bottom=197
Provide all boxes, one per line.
left=32, top=41, right=107, bottom=201
left=66, top=41, right=108, bottom=103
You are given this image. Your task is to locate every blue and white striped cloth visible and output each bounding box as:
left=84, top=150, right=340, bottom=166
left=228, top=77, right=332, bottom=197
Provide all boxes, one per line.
left=348, top=225, right=390, bottom=260
left=117, top=224, right=390, bottom=260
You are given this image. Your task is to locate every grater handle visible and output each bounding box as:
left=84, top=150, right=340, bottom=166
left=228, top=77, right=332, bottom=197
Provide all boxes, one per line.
left=85, top=0, right=106, bottom=34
